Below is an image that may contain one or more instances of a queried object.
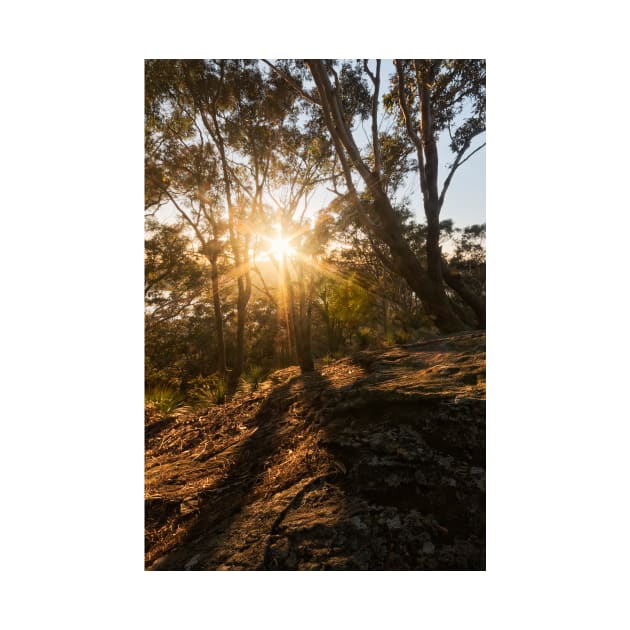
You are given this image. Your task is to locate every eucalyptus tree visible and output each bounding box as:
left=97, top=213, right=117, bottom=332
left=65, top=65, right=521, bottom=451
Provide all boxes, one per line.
left=184, top=59, right=328, bottom=383
left=144, top=219, right=221, bottom=387
left=260, top=115, right=336, bottom=372
left=145, top=60, right=229, bottom=375
left=145, top=60, right=304, bottom=384
left=267, top=59, right=485, bottom=332
left=144, top=219, right=209, bottom=332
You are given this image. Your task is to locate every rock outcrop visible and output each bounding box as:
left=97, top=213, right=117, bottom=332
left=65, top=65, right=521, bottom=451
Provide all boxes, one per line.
left=145, top=331, right=485, bottom=570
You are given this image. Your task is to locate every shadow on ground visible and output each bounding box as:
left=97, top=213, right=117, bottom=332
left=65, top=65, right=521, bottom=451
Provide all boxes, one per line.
left=145, top=331, right=486, bottom=570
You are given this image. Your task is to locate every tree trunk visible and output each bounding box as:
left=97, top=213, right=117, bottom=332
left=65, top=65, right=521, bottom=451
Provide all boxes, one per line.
left=285, top=262, right=314, bottom=373
left=230, top=277, right=250, bottom=389
left=297, top=267, right=315, bottom=373
left=305, top=60, right=469, bottom=335
left=282, top=263, right=298, bottom=365
left=371, top=193, right=467, bottom=333
left=441, top=260, right=486, bottom=329
left=294, top=304, right=314, bottom=373
left=209, top=253, right=227, bottom=375
left=319, top=302, right=340, bottom=355
left=327, top=320, right=341, bottom=355
left=295, top=315, right=314, bottom=372
left=300, top=289, right=315, bottom=372
left=380, top=269, right=389, bottom=340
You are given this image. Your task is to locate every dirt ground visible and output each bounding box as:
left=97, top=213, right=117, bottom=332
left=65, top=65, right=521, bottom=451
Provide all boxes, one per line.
left=145, top=331, right=486, bottom=570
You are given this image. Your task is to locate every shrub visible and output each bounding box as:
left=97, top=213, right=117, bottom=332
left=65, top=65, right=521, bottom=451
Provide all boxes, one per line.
left=318, top=353, right=336, bottom=367
left=356, top=326, right=372, bottom=350
left=145, top=387, right=188, bottom=417
left=242, top=364, right=266, bottom=391
left=188, top=374, right=229, bottom=407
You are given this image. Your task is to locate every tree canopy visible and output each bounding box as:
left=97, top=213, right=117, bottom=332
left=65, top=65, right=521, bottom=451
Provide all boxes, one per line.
left=145, top=59, right=485, bottom=391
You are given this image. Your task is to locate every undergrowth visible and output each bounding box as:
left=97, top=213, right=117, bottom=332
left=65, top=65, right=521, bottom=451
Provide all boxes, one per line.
left=240, top=364, right=266, bottom=392
left=145, top=387, right=189, bottom=417
left=188, top=374, right=229, bottom=406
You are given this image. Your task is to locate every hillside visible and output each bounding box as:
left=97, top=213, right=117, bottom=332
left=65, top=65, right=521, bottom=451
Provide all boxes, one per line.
left=145, top=331, right=486, bottom=570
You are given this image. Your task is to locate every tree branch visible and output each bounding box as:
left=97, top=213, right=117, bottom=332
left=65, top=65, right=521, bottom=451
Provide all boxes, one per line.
left=394, top=60, right=427, bottom=195
left=262, top=60, right=321, bottom=106
left=441, top=257, right=485, bottom=328
left=363, top=59, right=382, bottom=179
left=438, top=135, right=485, bottom=208
left=251, top=262, right=278, bottom=307
left=148, top=176, right=208, bottom=247
left=145, top=292, right=204, bottom=329
left=414, top=59, right=440, bottom=204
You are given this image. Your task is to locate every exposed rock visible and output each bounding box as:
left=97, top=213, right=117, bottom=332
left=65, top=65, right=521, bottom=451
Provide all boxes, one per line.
left=145, top=331, right=485, bottom=570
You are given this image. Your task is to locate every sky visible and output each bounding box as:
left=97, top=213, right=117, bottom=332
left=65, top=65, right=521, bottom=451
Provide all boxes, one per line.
left=154, top=59, right=485, bottom=233
left=307, top=110, right=486, bottom=229
left=276, top=59, right=486, bottom=230
left=350, top=59, right=486, bottom=230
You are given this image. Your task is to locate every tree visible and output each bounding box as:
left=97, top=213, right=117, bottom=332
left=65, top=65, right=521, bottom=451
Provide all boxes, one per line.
left=145, top=219, right=209, bottom=332
left=145, top=59, right=487, bottom=391
left=145, top=60, right=230, bottom=376
left=181, top=59, right=314, bottom=384
left=145, top=60, right=301, bottom=384
left=268, top=59, right=485, bottom=332
left=145, top=220, right=222, bottom=387
left=255, top=103, right=335, bottom=373
left=447, top=223, right=486, bottom=313
left=316, top=274, right=373, bottom=354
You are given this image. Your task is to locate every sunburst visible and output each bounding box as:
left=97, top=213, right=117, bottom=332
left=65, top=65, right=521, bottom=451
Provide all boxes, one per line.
left=259, top=224, right=297, bottom=261
left=267, top=235, right=296, bottom=259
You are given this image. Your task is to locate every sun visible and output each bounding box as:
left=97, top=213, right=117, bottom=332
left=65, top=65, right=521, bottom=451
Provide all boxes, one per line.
left=268, top=235, right=296, bottom=259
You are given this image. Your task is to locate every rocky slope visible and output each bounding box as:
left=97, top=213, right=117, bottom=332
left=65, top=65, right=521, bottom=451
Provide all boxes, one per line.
left=145, top=331, right=485, bottom=570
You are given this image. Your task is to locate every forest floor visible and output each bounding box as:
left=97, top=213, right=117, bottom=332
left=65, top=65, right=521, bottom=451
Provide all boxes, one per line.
left=145, top=330, right=486, bottom=570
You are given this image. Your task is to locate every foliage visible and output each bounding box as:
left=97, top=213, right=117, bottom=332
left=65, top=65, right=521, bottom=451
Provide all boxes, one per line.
left=145, top=60, right=485, bottom=387
left=317, top=353, right=338, bottom=367
left=145, top=303, right=219, bottom=387
left=356, top=327, right=373, bottom=350
left=305, top=59, right=485, bottom=332
left=447, top=223, right=486, bottom=302
left=188, top=374, right=229, bottom=407
left=145, top=387, right=189, bottom=417
left=315, top=274, right=374, bottom=353
left=451, top=224, right=486, bottom=269
left=383, top=59, right=486, bottom=153
left=242, top=364, right=267, bottom=391
left=145, top=219, right=209, bottom=330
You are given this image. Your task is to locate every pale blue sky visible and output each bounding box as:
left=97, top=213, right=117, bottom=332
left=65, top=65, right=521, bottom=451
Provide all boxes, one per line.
left=368, top=59, right=485, bottom=229
left=305, top=60, right=485, bottom=230
left=155, top=60, right=485, bottom=232
left=432, top=125, right=486, bottom=228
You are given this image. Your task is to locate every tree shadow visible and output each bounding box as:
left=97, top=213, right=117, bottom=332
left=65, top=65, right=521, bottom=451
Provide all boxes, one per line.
left=148, top=369, right=339, bottom=570
left=148, top=336, right=485, bottom=571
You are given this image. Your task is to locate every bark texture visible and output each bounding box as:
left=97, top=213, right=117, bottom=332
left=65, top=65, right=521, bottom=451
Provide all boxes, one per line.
left=305, top=59, right=485, bottom=333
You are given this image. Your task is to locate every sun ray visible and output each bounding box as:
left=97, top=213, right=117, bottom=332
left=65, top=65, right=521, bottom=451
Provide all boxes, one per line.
left=266, top=235, right=296, bottom=259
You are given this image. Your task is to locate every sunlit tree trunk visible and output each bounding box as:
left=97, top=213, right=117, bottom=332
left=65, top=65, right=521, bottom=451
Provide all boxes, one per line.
left=231, top=275, right=251, bottom=388
left=295, top=265, right=315, bottom=372
left=279, top=258, right=295, bottom=366
left=209, top=252, right=227, bottom=375
left=284, top=260, right=314, bottom=373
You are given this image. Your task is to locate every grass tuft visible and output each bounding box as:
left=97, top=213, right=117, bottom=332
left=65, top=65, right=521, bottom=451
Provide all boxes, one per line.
left=145, top=387, right=189, bottom=417
left=241, top=364, right=266, bottom=391
left=189, top=374, right=229, bottom=406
